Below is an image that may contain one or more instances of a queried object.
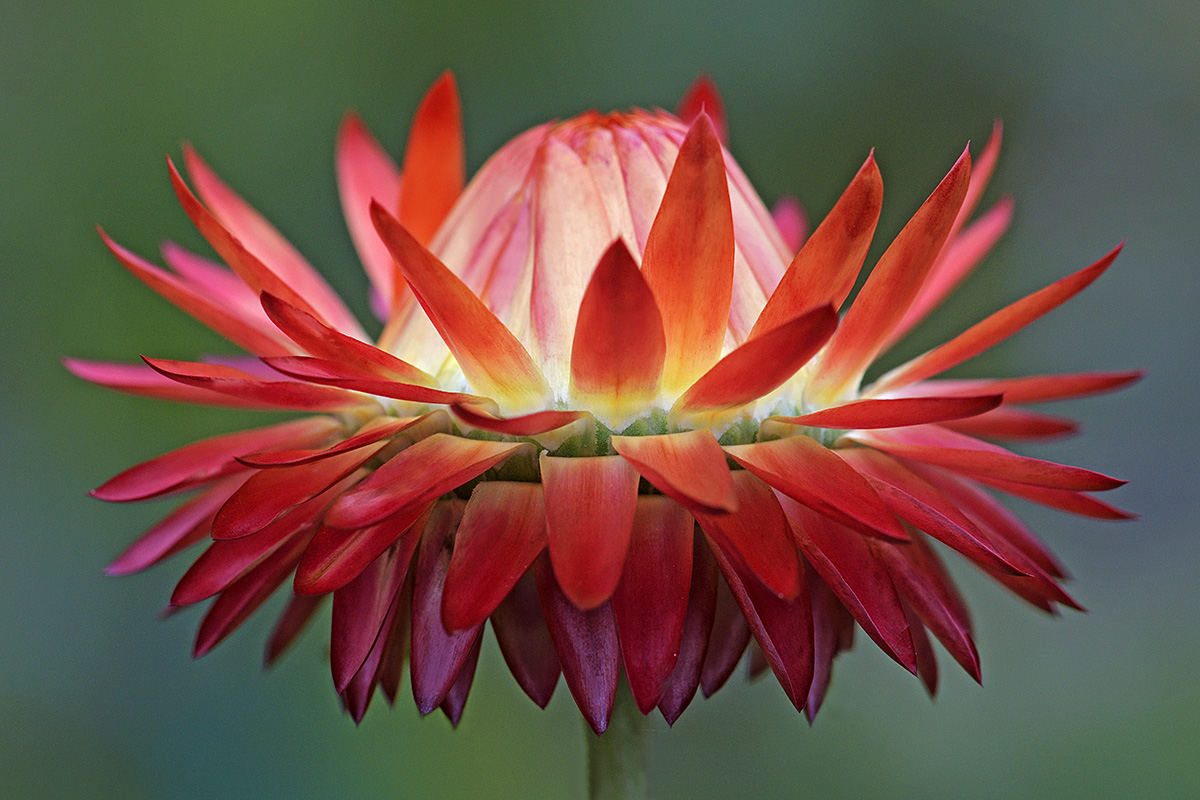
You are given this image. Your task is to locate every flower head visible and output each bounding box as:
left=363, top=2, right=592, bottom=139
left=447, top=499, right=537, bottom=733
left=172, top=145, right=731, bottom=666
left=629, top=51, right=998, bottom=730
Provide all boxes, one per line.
left=71, top=73, right=1137, bottom=732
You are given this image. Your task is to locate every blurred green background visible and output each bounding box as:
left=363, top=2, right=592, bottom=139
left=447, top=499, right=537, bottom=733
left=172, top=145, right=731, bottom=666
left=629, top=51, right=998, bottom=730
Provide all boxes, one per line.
left=2, top=1, right=1196, bottom=797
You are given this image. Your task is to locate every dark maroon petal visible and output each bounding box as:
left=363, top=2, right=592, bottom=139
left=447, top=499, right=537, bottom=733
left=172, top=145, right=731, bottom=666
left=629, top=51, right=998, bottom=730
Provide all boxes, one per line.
left=805, top=566, right=855, bottom=723
left=658, top=533, right=718, bottom=725
left=700, top=574, right=751, bottom=698
left=613, top=497, right=694, bottom=713
left=708, top=537, right=814, bottom=711
left=534, top=553, right=620, bottom=735
left=264, top=593, right=325, bottom=667
left=410, top=501, right=485, bottom=716
left=341, top=583, right=405, bottom=724
left=331, top=541, right=415, bottom=693
left=490, top=571, right=561, bottom=709
left=439, top=635, right=483, bottom=727
left=378, top=578, right=414, bottom=705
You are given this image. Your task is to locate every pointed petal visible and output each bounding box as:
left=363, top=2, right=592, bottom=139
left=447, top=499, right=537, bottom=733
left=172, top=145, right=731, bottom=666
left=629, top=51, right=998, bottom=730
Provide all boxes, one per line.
left=569, top=240, right=666, bottom=419
left=409, top=500, right=484, bottom=714
left=725, top=436, right=907, bottom=541
left=851, top=425, right=1125, bottom=491
left=676, top=75, right=728, bottom=144
left=872, top=243, right=1123, bottom=394
left=699, top=573, right=751, bottom=697
left=92, top=417, right=336, bottom=502
left=673, top=305, right=837, bottom=418
left=941, top=406, right=1079, bottom=440
left=260, top=356, right=484, bottom=406
left=370, top=202, right=552, bottom=411
left=397, top=72, right=465, bottom=247
left=439, top=635, right=482, bottom=727
left=612, top=429, right=737, bottom=514
left=613, top=497, right=694, bottom=713
left=891, top=370, right=1144, bottom=404
left=975, top=476, right=1135, bottom=520
left=751, top=154, right=882, bottom=338
left=640, top=115, right=735, bottom=395
left=805, top=566, right=855, bottom=722
left=264, top=593, right=325, bottom=666
left=777, top=394, right=1002, bottom=430
left=770, top=196, right=807, bottom=254
left=340, top=581, right=404, bottom=723
left=658, top=534, right=718, bottom=725
left=331, top=542, right=414, bottom=693
left=325, top=434, right=530, bottom=530
left=142, top=356, right=365, bottom=412
left=441, top=482, right=546, bottom=631
left=534, top=554, right=621, bottom=735
left=295, top=502, right=429, bottom=596
left=449, top=405, right=586, bottom=437
left=378, top=579, right=413, bottom=705
left=336, top=112, right=403, bottom=313
left=541, top=455, right=640, bottom=610
left=778, top=496, right=916, bottom=672
left=65, top=358, right=282, bottom=408
left=692, top=471, right=802, bottom=600
left=812, top=148, right=971, bottom=397
left=906, top=603, right=940, bottom=696
left=106, top=476, right=246, bottom=576
left=490, top=571, right=561, bottom=709
left=236, top=415, right=423, bottom=468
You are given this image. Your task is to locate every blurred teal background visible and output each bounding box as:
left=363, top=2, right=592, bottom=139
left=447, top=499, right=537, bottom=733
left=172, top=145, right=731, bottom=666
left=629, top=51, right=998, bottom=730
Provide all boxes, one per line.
left=2, top=1, right=1197, bottom=797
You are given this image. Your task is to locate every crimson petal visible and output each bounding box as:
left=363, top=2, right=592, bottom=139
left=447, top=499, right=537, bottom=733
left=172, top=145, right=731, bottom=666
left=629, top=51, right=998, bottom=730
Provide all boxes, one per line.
left=264, top=593, right=325, bottom=667
left=777, top=394, right=1001, bottom=430
left=658, top=534, right=718, bottom=725
left=490, top=571, right=561, bottom=709
left=699, top=574, right=751, bottom=697
left=143, top=356, right=366, bottom=412
left=294, top=503, right=430, bottom=596
left=612, top=429, right=737, bottom=514
left=331, top=542, right=415, bottom=693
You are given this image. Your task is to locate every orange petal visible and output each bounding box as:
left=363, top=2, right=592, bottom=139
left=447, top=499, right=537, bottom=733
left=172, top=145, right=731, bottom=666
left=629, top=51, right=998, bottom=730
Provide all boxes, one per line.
left=640, top=115, right=735, bottom=395
left=812, top=147, right=971, bottom=398
left=941, top=406, right=1078, bottom=440
left=777, top=394, right=1002, bottom=430
left=750, top=153, right=882, bottom=338
left=870, top=243, right=1123, bottom=395
left=672, top=304, right=837, bottom=418
left=541, top=454, right=640, bottom=610
left=724, top=436, right=907, bottom=541
left=449, top=404, right=586, bottom=437
left=442, top=482, right=547, bottom=631
left=569, top=240, right=666, bottom=419
left=397, top=71, right=466, bottom=247
left=611, top=429, right=737, bottom=514
left=676, top=75, right=728, bottom=144
left=370, top=202, right=552, bottom=411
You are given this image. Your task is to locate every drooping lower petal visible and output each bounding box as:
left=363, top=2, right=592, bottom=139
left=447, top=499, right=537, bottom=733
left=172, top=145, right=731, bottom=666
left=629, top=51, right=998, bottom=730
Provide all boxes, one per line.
left=490, top=571, right=562, bottom=709
left=294, top=503, right=430, bottom=595
left=658, top=534, right=718, bottom=725
left=331, top=541, right=414, bottom=693
left=264, top=592, right=325, bottom=667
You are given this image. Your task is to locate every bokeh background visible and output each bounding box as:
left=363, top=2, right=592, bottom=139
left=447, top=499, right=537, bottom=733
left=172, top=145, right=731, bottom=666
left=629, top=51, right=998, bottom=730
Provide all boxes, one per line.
left=2, top=1, right=1197, bottom=797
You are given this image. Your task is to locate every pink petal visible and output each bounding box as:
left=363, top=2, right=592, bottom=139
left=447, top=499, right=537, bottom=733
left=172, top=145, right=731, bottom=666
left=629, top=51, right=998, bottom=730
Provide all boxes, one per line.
left=692, top=471, right=803, bottom=600
left=370, top=202, right=552, bottom=411
left=397, top=72, right=465, bottom=247
left=751, top=154, right=882, bottom=338
left=871, top=243, right=1123, bottom=394
left=611, top=429, right=737, bottom=514
left=490, top=571, right=561, bottom=709
left=613, top=496, right=694, bottom=713
left=441, top=482, right=547, bottom=631
left=724, top=436, right=907, bottom=541
left=673, top=304, right=837, bottom=417
left=676, top=75, right=728, bottom=144
left=541, top=454, right=640, bottom=610
left=658, top=534, right=718, bottom=725
left=331, top=541, right=414, bottom=693
left=777, top=394, right=1001, bottom=430
left=65, top=357, right=281, bottom=408
left=812, top=147, right=971, bottom=397
left=142, top=356, right=366, bottom=412
left=534, top=554, right=621, bottom=735
left=770, top=195, right=807, bottom=255
left=640, top=115, right=735, bottom=395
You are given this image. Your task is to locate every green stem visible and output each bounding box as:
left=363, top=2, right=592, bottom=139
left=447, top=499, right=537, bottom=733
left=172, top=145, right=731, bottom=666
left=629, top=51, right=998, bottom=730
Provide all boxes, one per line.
left=586, top=682, right=649, bottom=800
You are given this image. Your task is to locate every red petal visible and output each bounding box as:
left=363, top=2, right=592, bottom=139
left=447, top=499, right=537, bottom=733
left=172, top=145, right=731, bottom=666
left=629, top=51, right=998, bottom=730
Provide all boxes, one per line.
left=905, top=603, right=940, bottom=696
left=142, top=356, right=365, bottom=412
left=182, top=147, right=365, bottom=337
left=751, top=153, right=882, bottom=337
left=449, top=404, right=586, bottom=437
left=397, top=72, right=465, bottom=247
left=777, top=394, right=1001, bottom=430
left=541, top=455, right=640, bottom=610
left=193, top=527, right=313, bottom=658
left=377, top=580, right=413, bottom=705
left=892, top=370, right=1144, bottom=404
left=340, top=581, right=405, bottom=723
left=851, top=425, right=1125, bottom=491
left=612, top=429, right=737, bottom=514
left=441, top=482, right=547, bottom=631
left=65, top=358, right=278, bottom=408
left=676, top=75, right=728, bottom=144
left=106, top=476, right=246, bottom=576
left=941, top=406, right=1079, bottom=440
left=264, top=593, right=325, bottom=666
left=490, top=571, right=562, bottom=709
left=673, top=305, right=837, bottom=417
left=805, top=566, right=855, bottom=722
left=692, top=471, right=802, bottom=600
left=708, top=538, right=814, bottom=711
left=975, top=476, right=1135, bottom=520
left=236, top=415, right=422, bottom=468
left=812, top=147, right=971, bottom=397
left=370, top=203, right=552, bottom=410
left=778, top=495, right=917, bottom=672
left=770, top=196, right=808, bottom=254
left=569, top=240, right=666, bottom=417
left=336, top=112, right=403, bottom=315
left=613, top=497, right=694, bottom=713
left=640, top=115, right=735, bottom=395
left=261, top=356, right=484, bottom=406
left=295, top=503, right=430, bottom=596
left=658, top=533, right=718, bottom=725
left=331, top=542, right=414, bottom=693
left=93, top=417, right=336, bottom=502
left=699, top=573, right=751, bottom=697
left=410, top=500, right=484, bottom=715
left=534, top=554, right=621, bottom=735
left=871, top=243, right=1123, bottom=394
left=725, top=436, right=907, bottom=541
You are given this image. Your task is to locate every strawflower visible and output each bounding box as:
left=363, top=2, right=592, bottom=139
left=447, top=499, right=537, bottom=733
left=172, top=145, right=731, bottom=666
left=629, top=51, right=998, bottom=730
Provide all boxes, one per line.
left=71, top=72, right=1136, bottom=790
